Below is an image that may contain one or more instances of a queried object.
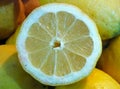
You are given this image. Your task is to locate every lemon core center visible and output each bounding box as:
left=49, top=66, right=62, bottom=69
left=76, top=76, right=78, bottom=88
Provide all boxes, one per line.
left=50, top=38, right=64, bottom=50
left=53, top=41, right=61, bottom=48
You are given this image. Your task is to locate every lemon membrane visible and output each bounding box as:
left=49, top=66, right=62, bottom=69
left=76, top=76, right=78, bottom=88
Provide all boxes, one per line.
left=16, top=3, right=102, bottom=86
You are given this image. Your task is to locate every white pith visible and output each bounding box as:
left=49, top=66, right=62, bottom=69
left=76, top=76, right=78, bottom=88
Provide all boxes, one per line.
left=16, top=3, right=102, bottom=86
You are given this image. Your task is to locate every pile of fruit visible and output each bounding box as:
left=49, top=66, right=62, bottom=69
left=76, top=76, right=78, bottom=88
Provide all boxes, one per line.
left=0, top=0, right=120, bottom=89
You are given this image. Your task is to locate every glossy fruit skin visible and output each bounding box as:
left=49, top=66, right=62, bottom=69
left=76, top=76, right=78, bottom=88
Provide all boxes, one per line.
left=0, top=45, right=47, bottom=89
left=39, top=0, right=120, bottom=40
left=55, top=68, right=120, bottom=89
left=97, top=36, right=120, bottom=83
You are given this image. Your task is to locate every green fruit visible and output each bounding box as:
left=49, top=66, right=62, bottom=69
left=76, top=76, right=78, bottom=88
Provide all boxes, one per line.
left=0, top=45, right=48, bottom=89
left=0, top=1, right=16, bottom=40
left=39, top=0, right=120, bottom=40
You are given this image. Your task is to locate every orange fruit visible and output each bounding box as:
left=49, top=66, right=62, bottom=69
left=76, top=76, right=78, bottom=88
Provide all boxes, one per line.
left=22, top=0, right=40, bottom=16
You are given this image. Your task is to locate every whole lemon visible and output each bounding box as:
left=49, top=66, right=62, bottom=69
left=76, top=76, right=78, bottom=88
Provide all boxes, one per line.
left=55, top=68, right=120, bottom=89
left=0, top=45, right=47, bottom=89
left=39, top=0, right=120, bottom=40
left=97, top=36, right=120, bottom=83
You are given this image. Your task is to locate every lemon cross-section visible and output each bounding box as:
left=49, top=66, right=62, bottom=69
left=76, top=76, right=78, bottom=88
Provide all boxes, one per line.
left=25, top=11, right=92, bottom=76
left=16, top=3, right=102, bottom=86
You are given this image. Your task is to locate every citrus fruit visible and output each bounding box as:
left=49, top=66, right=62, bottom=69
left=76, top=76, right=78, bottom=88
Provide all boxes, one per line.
left=22, top=0, right=40, bottom=16
left=97, top=36, right=120, bottom=83
left=0, top=45, right=47, bottom=89
left=39, top=0, right=120, bottom=40
left=0, top=1, right=16, bottom=40
left=16, top=3, right=102, bottom=86
left=0, top=0, right=26, bottom=40
left=55, top=68, right=120, bottom=89
left=16, top=0, right=26, bottom=25
left=6, top=25, right=21, bottom=44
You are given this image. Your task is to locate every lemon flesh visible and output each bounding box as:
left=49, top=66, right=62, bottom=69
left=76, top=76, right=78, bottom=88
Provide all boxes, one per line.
left=16, top=3, right=102, bottom=86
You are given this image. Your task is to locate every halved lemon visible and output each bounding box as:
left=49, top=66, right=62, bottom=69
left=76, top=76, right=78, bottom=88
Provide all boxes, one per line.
left=16, top=3, right=102, bottom=86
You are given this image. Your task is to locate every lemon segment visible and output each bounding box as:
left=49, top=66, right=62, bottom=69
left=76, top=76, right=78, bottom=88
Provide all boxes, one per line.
left=16, top=3, right=102, bottom=86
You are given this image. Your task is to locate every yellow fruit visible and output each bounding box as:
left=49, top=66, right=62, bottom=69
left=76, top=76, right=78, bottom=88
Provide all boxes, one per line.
left=55, top=68, right=120, bottom=89
left=0, top=45, right=47, bottom=89
left=97, top=36, right=120, bottom=83
left=16, top=3, right=102, bottom=86
left=39, top=0, right=120, bottom=40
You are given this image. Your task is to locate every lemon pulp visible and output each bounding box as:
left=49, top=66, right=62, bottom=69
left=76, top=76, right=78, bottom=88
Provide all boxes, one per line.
left=16, top=3, right=102, bottom=86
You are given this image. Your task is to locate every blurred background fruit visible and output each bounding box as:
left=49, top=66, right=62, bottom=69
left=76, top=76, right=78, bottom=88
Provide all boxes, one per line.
left=0, top=0, right=40, bottom=41
left=97, top=36, right=120, bottom=83
left=55, top=68, right=120, bottom=89
left=0, top=0, right=17, bottom=40
left=22, top=0, right=40, bottom=16
left=5, top=0, right=40, bottom=45
left=0, top=45, right=48, bottom=89
left=6, top=25, right=21, bottom=44
left=39, top=0, right=120, bottom=40
left=16, top=0, right=26, bottom=25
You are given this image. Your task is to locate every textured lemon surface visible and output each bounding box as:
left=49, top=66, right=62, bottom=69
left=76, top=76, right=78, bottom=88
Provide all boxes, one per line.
left=16, top=3, right=102, bottom=86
